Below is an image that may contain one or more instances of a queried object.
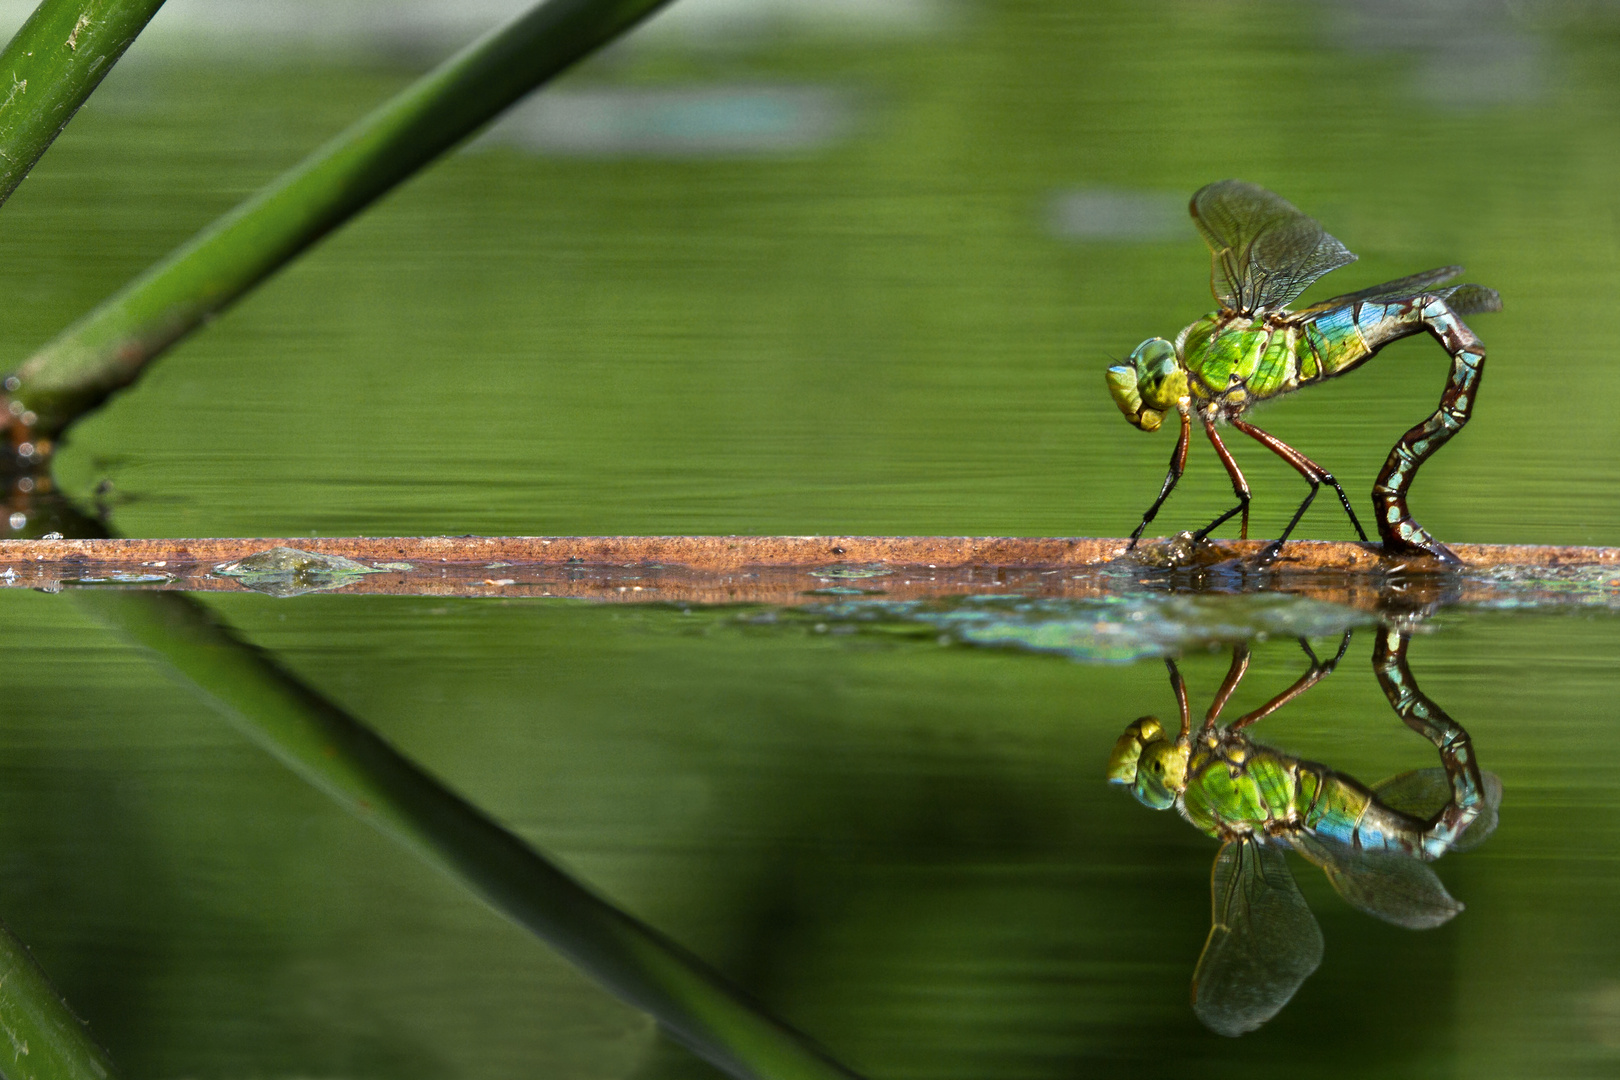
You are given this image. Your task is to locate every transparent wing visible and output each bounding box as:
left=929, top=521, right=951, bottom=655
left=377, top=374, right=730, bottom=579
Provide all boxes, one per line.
left=1439, top=283, right=1503, bottom=315
left=1191, top=838, right=1324, bottom=1037
left=1296, top=266, right=1463, bottom=313
left=1287, top=832, right=1462, bottom=929
left=1371, top=768, right=1504, bottom=853
left=1190, top=180, right=1356, bottom=315
left=1297, top=266, right=1503, bottom=318
left=1370, top=766, right=1453, bottom=815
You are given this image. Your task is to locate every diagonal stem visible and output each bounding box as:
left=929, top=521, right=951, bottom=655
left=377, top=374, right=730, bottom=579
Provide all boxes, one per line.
left=0, top=911, right=121, bottom=1079
left=0, top=1, right=169, bottom=213
left=8, top=0, right=674, bottom=437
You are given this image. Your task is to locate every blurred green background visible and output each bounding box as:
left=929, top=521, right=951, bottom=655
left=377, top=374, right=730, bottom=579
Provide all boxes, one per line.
left=0, top=1, right=1617, bottom=1077
left=6, top=0, right=1616, bottom=545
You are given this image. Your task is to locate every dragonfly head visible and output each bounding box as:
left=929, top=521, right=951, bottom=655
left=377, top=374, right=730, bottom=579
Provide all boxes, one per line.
left=1106, top=338, right=1187, bottom=433
left=1107, top=715, right=1188, bottom=810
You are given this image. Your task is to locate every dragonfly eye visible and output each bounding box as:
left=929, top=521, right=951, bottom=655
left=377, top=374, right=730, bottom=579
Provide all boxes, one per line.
left=1130, top=337, right=1177, bottom=371
left=1131, top=742, right=1187, bottom=809
left=1130, top=338, right=1187, bottom=413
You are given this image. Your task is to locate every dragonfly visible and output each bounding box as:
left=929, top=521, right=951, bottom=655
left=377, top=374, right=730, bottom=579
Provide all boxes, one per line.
left=1106, top=181, right=1501, bottom=564
left=1106, top=628, right=1501, bottom=1036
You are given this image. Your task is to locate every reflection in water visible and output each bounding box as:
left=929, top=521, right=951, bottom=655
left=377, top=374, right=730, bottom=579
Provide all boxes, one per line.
left=1107, top=627, right=1502, bottom=1036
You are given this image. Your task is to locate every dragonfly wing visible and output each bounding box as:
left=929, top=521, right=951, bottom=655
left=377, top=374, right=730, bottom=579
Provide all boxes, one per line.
left=1288, top=833, right=1462, bottom=929
left=1192, top=838, right=1324, bottom=1037
left=1436, top=282, right=1502, bottom=315
left=1455, top=771, right=1505, bottom=852
left=1369, top=767, right=1503, bottom=852
left=1296, top=266, right=1462, bottom=313
left=1190, top=180, right=1356, bottom=314
left=1369, top=766, right=1455, bottom=817
left=1295, top=267, right=1502, bottom=317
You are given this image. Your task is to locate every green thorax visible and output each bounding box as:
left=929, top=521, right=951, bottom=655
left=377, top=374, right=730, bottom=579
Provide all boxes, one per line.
left=1178, top=734, right=1370, bottom=842
left=1178, top=307, right=1368, bottom=411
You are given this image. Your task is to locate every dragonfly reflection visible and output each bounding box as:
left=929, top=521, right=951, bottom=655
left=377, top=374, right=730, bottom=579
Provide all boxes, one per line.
left=1107, top=628, right=1500, bottom=1036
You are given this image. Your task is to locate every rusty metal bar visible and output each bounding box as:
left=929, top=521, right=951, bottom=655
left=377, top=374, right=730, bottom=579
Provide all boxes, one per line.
left=1, top=534, right=1616, bottom=571
left=1, top=534, right=1617, bottom=572
left=0, top=536, right=1614, bottom=607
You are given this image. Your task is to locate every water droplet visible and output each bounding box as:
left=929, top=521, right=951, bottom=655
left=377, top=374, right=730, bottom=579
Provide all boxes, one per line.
left=8, top=513, right=25, bottom=530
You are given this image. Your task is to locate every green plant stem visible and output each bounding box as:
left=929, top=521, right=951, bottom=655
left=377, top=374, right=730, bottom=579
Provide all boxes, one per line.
left=10, top=0, right=672, bottom=435
left=68, top=587, right=864, bottom=1080
left=0, top=1, right=167, bottom=212
left=0, top=913, right=120, bottom=1080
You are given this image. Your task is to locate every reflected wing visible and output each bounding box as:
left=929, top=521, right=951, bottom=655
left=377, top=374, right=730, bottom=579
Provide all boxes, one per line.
left=1371, top=768, right=1503, bottom=853
left=1288, top=832, right=1462, bottom=929
left=1192, top=838, right=1324, bottom=1037
left=1190, top=180, right=1356, bottom=315
left=1297, top=265, right=1503, bottom=317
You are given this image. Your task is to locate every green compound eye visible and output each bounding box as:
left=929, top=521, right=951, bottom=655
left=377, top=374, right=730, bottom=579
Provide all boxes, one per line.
left=1131, top=741, right=1186, bottom=810
left=1131, top=337, right=1177, bottom=378
left=1130, top=338, right=1187, bottom=414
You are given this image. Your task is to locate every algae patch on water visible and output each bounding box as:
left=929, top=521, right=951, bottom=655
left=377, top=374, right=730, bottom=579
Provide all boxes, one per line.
left=212, top=546, right=407, bottom=597
left=738, top=591, right=1375, bottom=663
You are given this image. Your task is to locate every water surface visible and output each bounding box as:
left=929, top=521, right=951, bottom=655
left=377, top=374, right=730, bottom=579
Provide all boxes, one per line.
left=0, top=1, right=1616, bottom=1076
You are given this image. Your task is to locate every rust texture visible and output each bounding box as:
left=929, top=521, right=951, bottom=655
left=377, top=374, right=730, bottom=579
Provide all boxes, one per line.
left=0, top=534, right=1615, bottom=571
left=0, top=534, right=1132, bottom=569
left=0, top=535, right=1613, bottom=607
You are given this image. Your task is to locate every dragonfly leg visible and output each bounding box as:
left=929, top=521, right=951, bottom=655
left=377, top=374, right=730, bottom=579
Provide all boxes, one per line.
left=1191, top=420, right=1250, bottom=543
left=1164, top=656, right=1191, bottom=739
left=1227, top=631, right=1352, bottom=731
left=1372, top=627, right=1486, bottom=853
left=1128, top=411, right=1191, bottom=548
left=1367, top=297, right=1486, bottom=564
left=1202, top=644, right=1250, bottom=729
left=1230, top=418, right=1369, bottom=558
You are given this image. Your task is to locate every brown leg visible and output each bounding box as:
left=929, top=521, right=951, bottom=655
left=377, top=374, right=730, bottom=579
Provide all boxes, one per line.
left=1165, top=656, right=1191, bottom=739
left=1228, top=633, right=1353, bottom=731
left=1192, top=420, right=1251, bottom=542
left=1230, top=418, right=1369, bottom=553
left=1129, top=411, right=1191, bottom=548
left=1202, top=645, right=1250, bottom=729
